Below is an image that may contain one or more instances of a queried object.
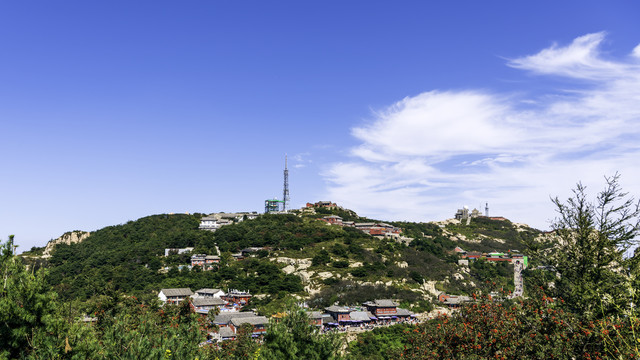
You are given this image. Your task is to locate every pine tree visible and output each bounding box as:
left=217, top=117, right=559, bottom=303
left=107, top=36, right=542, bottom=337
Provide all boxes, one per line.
left=538, top=174, right=640, bottom=318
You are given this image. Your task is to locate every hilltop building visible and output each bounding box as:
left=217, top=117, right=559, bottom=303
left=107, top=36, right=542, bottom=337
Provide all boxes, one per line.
left=306, top=201, right=338, bottom=209
left=454, top=206, right=482, bottom=220
left=199, top=212, right=258, bottom=232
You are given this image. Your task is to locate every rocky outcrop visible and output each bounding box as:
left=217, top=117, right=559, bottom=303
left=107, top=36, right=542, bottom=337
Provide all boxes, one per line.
left=42, top=231, right=90, bottom=258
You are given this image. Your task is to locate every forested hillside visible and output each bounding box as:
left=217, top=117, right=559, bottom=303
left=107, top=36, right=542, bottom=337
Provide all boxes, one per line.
left=38, top=208, right=543, bottom=313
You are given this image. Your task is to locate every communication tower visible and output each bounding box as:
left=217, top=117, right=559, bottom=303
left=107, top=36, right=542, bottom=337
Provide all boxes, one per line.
left=282, top=155, right=290, bottom=211
left=485, top=202, right=489, bottom=217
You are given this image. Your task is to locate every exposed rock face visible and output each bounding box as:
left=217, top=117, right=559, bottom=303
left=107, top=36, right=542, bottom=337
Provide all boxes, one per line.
left=42, top=231, right=90, bottom=258
left=419, top=280, right=440, bottom=298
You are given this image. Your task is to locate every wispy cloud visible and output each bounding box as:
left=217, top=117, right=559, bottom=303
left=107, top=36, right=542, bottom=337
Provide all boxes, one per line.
left=292, top=152, right=312, bottom=169
left=323, top=33, right=640, bottom=229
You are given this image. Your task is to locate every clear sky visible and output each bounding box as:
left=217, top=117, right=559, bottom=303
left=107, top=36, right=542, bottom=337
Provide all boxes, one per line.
left=2, top=1, right=639, bottom=252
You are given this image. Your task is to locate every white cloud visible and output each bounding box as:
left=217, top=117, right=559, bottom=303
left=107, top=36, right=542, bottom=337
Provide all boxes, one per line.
left=632, top=44, right=640, bottom=58
left=323, top=33, right=640, bottom=229
left=292, top=152, right=312, bottom=169
left=508, top=32, right=626, bottom=80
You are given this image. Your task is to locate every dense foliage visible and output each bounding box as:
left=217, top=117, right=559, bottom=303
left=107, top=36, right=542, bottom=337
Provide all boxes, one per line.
left=214, top=214, right=369, bottom=252
left=400, top=296, right=640, bottom=359
left=346, top=324, right=416, bottom=360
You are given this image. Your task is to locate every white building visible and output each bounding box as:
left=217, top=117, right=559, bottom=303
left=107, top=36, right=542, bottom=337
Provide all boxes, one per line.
left=164, top=247, right=194, bottom=257
left=158, top=288, right=193, bottom=304
left=195, top=288, right=225, bottom=298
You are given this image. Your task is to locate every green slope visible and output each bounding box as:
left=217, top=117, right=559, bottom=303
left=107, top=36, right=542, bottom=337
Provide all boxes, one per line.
left=42, top=209, right=542, bottom=311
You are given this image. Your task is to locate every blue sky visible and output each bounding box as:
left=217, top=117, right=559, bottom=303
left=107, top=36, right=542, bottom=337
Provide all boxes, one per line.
left=2, top=1, right=639, bottom=251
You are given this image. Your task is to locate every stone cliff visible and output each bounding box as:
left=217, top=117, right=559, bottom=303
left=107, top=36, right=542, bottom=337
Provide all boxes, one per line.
left=42, top=230, right=91, bottom=258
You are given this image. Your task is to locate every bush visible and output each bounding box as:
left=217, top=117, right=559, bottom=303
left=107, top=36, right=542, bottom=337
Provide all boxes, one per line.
left=350, top=267, right=368, bottom=278
left=332, top=260, right=349, bottom=268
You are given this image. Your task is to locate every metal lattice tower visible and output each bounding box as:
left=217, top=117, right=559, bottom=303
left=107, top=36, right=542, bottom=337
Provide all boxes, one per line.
left=282, top=155, right=290, bottom=211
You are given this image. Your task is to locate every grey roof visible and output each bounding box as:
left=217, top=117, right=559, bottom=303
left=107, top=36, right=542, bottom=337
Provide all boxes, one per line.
left=205, top=255, right=220, bottom=260
left=325, top=305, right=350, bottom=313
left=218, top=327, right=235, bottom=338
left=395, top=308, right=414, bottom=316
left=323, top=215, right=342, bottom=219
left=196, top=288, right=223, bottom=295
left=160, top=288, right=193, bottom=297
left=213, top=312, right=257, bottom=325
left=364, top=299, right=398, bottom=307
left=443, top=296, right=473, bottom=305
left=349, top=311, right=373, bottom=322
left=191, top=298, right=226, bottom=307
left=307, top=311, right=323, bottom=319
left=230, top=316, right=268, bottom=326
left=354, top=223, right=375, bottom=227
left=322, top=314, right=333, bottom=324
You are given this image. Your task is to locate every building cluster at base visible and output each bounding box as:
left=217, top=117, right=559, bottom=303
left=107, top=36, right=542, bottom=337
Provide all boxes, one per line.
left=158, top=287, right=415, bottom=342
left=158, top=287, right=252, bottom=313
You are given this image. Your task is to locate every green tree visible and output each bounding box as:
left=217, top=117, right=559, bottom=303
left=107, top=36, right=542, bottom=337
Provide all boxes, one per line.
left=0, top=236, right=62, bottom=358
left=535, top=174, right=640, bottom=318
left=312, top=250, right=331, bottom=266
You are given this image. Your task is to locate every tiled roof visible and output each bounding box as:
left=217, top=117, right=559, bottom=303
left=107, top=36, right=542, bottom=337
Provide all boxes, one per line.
left=218, top=327, right=235, bottom=338
left=325, top=305, right=350, bottom=313
left=196, top=288, right=222, bottom=295
left=443, top=296, right=473, bottom=305
left=395, top=308, right=414, bottom=316
left=231, top=316, right=268, bottom=326
left=213, top=312, right=257, bottom=325
left=307, top=311, right=323, bottom=319
left=160, top=288, right=193, bottom=297
left=349, top=311, right=373, bottom=322
left=364, top=299, right=398, bottom=307
left=191, top=297, right=226, bottom=307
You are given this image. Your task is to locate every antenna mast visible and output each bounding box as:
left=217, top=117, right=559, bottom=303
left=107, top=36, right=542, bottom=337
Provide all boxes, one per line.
left=283, top=155, right=290, bottom=211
